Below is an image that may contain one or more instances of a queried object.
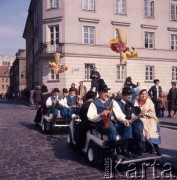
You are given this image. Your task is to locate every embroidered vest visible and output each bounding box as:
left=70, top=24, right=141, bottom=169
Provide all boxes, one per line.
left=66, top=95, right=77, bottom=106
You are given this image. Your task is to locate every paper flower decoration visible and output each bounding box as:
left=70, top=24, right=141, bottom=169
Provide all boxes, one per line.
left=109, top=29, right=138, bottom=64
left=48, top=53, right=69, bottom=74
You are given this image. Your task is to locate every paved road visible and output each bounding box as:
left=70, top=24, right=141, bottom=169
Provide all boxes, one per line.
left=0, top=102, right=176, bottom=179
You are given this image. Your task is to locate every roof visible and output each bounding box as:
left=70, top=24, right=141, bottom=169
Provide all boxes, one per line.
left=0, top=66, right=10, bottom=77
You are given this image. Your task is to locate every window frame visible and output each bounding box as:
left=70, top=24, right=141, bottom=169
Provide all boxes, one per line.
left=49, top=0, right=59, bottom=9
left=145, top=65, right=154, bottom=81
left=83, top=0, right=95, bottom=11
left=172, top=67, right=177, bottom=81
left=171, top=34, right=177, bottom=50
left=85, top=63, right=95, bottom=80
left=50, top=69, right=59, bottom=80
left=116, top=65, right=126, bottom=81
left=144, top=31, right=155, bottom=49
left=83, top=26, right=95, bottom=45
left=170, top=3, right=177, bottom=21
left=144, top=0, right=154, bottom=18
left=115, top=0, right=127, bottom=15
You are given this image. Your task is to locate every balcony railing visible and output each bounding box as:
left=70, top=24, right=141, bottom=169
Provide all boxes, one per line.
left=35, top=42, right=64, bottom=57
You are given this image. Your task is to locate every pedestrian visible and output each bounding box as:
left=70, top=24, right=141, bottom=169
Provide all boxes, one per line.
left=33, top=86, right=42, bottom=110
left=90, top=67, right=101, bottom=92
left=157, top=91, right=167, bottom=118
left=70, top=83, right=78, bottom=95
left=148, top=79, right=162, bottom=117
left=78, top=81, right=87, bottom=99
left=167, top=82, right=177, bottom=118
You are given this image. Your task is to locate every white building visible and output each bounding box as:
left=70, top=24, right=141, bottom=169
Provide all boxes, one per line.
left=23, top=0, right=177, bottom=93
left=0, top=55, right=15, bottom=67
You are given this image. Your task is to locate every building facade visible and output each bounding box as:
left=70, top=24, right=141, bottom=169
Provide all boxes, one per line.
left=9, top=49, right=26, bottom=99
left=0, top=55, right=15, bottom=67
left=0, top=66, right=10, bottom=96
left=23, top=0, right=177, bottom=93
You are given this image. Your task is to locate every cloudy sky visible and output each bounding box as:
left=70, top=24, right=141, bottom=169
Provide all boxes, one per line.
left=0, top=0, right=30, bottom=56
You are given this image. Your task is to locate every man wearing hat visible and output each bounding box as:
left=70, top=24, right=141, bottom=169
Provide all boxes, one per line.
left=60, top=87, right=78, bottom=122
left=87, top=79, right=133, bottom=157
left=115, top=87, right=143, bottom=155
left=74, top=90, right=96, bottom=149
left=148, top=79, right=162, bottom=116
left=46, top=88, right=63, bottom=120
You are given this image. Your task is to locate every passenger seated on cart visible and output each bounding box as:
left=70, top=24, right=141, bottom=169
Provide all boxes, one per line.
left=134, top=89, right=161, bottom=156
left=34, top=84, right=50, bottom=123
left=46, top=88, right=63, bottom=121
left=87, top=80, right=133, bottom=158
left=74, top=91, right=96, bottom=149
left=115, top=87, right=143, bottom=155
left=60, top=87, right=79, bottom=122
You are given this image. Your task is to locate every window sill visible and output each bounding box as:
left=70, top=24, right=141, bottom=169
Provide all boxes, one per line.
left=83, top=80, right=91, bottom=82
left=82, top=9, right=96, bottom=12
left=47, top=7, right=60, bottom=11
left=115, top=80, right=124, bottom=83
left=144, top=81, right=153, bottom=83
left=114, top=13, right=127, bottom=16
left=47, top=80, right=60, bottom=83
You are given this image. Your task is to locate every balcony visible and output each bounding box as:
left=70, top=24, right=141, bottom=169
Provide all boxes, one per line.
left=35, top=42, right=64, bottom=57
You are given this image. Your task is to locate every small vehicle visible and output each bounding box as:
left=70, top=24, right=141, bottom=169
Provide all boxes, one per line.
left=36, top=111, right=68, bottom=133
left=67, top=114, right=161, bottom=165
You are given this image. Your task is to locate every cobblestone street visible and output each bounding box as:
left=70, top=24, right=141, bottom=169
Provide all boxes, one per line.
left=0, top=101, right=176, bottom=179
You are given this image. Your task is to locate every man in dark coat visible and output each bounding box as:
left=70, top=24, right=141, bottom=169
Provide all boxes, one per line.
left=148, top=79, right=162, bottom=116
left=90, top=67, right=101, bottom=92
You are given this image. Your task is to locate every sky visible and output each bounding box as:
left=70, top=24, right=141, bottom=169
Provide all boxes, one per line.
left=0, top=0, right=31, bottom=56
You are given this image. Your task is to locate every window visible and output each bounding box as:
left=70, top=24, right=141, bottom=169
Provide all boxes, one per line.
left=2, top=79, right=4, bottom=82
left=171, top=34, right=177, bottom=50
left=48, top=25, right=59, bottom=52
left=83, top=26, right=95, bottom=45
left=2, top=85, right=4, bottom=89
left=144, top=32, right=154, bottom=49
left=114, top=28, right=119, bottom=39
left=115, top=0, right=126, bottom=14
left=85, top=64, right=95, bottom=80
left=6, top=79, right=8, bottom=82
left=49, top=0, right=59, bottom=8
left=50, top=69, right=59, bottom=80
left=6, top=85, right=8, bottom=89
left=172, top=67, right=177, bottom=81
left=117, top=65, right=126, bottom=80
left=2, top=61, right=9, bottom=66
left=171, top=3, right=177, bottom=20
left=145, top=66, right=154, bottom=81
left=144, top=0, right=154, bottom=18
left=83, top=0, right=95, bottom=11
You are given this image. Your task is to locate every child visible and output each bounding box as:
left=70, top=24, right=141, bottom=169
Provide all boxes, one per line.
left=158, top=92, right=167, bottom=118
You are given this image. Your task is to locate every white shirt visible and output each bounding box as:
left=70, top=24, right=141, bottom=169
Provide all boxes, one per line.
left=156, top=85, right=159, bottom=98
left=87, top=98, right=126, bottom=123
left=46, top=96, right=65, bottom=108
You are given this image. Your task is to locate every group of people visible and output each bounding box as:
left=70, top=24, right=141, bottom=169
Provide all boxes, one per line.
left=32, top=67, right=164, bottom=158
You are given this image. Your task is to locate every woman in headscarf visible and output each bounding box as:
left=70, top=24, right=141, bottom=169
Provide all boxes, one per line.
left=134, top=89, right=161, bottom=156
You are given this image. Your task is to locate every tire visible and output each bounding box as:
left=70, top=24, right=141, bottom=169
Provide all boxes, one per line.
left=87, top=142, right=98, bottom=166
left=67, top=128, right=73, bottom=146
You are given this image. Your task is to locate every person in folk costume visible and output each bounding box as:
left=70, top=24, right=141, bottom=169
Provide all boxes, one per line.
left=60, top=87, right=78, bottom=122
left=34, top=84, right=50, bottom=123
left=134, top=89, right=161, bottom=156
left=167, top=82, right=177, bottom=118
left=87, top=79, right=133, bottom=158
left=157, top=91, right=167, bottom=118
left=74, top=91, right=97, bottom=150
left=148, top=79, right=162, bottom=117
left=115, top=87, right=143, bottom=156
left=90, top=67, right=101, bottom=92
left=46, top=88, right=63, bottom=121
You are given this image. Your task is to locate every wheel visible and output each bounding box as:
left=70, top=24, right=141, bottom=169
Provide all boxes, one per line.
left=87, top=142, right=98, bottom=166
left=67, top=128, right=73, bottom=146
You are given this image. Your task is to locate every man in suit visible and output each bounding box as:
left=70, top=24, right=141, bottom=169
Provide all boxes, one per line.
left=148, top=79, right=162, bottom=116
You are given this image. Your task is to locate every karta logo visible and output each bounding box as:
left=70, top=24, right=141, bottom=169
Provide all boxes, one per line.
left=104, top=158, right=176, bottom=179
